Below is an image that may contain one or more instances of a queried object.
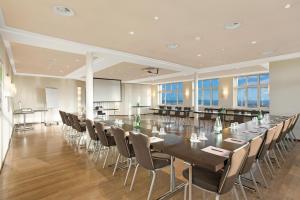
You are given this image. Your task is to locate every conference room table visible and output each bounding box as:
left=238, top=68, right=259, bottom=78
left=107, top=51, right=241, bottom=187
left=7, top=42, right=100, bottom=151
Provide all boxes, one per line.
left=102, top=115, right=289, bottom=200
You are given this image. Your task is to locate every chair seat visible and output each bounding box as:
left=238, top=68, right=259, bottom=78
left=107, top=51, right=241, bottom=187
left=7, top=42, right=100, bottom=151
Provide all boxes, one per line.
left=151, top=152, right=171, bottom=169
left=182, top=166, right=223, bottom=193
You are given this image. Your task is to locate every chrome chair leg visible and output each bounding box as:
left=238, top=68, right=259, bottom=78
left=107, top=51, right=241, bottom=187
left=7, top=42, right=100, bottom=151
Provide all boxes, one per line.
left=130, top=163, right=140, bottom=191
left=184, top=183, right=188, bottom=200
left=250, top=169, right=262, bottom=199
left=256, top=160, right=268, bottom=188
left=113, top=153, right=120, bottom=175
left=272, top=149, right=281, bottom=168
left=103, top=148, right=110, bottom=168
left=238, top=175, right=248, bottom=200
left=266, top=153, right=276, bottom=173
left=276, top=143, right=285, bottom=162
left=215, top=194, right=220, bottom=200
left=124, top=158, right=133, bottom=186
left=232, top=185, right=240, bottom=200
left=147, top=171, right=156, bottom=200
left=263, top=157, right=274, bottom=178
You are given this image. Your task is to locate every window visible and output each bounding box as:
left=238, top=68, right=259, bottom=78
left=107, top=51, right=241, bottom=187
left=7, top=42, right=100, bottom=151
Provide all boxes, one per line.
left=159, top=82, right=183, bottom=105
left=198, top=79, right=219, bottom=106
left=236, top=74, right=269, bottom=108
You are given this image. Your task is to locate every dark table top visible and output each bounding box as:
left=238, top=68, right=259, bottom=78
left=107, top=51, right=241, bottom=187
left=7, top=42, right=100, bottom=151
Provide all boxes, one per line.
left=103, top=115, right=289, bottom=172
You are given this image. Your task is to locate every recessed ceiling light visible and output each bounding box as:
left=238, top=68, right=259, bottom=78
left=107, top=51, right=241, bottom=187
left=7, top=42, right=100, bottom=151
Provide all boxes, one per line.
left=195, top=36, right=201, bottom=41
left=284, top=4, right=291, bottom=9
left=251, top=41, right=257, bottom=44
left=197, top=54, right=202, bottom=57
left=167, top=43, right=178, bottom=49
left=154, top=16, right=159, bottom=20
left=128, top=31, right=135, bottom=35
left=53, top=6, right=74, bottom=16
left=224, top=22, right=240, bottom=30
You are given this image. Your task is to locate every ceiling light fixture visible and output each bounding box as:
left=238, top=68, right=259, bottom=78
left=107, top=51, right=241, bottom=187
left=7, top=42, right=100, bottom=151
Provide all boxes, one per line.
left=154, top=16, right=159, bottom=20
left=224, top=22, right=240, bottom=30
left=167, top=43, right=178, bottom=49
left=284, top=4, right=291, bottom=8
left=128, top=31, right=135, bottom=35
left=251, top=41, right=257, bottom=44
left=197, top=54, right=202, bottom=57
left=53, top=5, right=75, bottom=16
left=195, top=36, right=201, bottom=41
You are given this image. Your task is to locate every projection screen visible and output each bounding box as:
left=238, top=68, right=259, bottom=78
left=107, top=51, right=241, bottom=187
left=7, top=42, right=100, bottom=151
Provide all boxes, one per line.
left=93, top=78, right=122, bottom=102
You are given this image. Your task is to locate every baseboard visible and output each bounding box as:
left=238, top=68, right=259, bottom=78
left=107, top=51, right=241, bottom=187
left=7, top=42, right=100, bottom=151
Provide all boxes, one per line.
left=0, top=125, right=15, bottom=173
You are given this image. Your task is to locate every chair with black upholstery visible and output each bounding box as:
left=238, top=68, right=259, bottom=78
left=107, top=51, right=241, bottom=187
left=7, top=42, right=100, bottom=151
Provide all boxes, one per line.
left=182, top=143, right=250, bottom=200
left=129, top=132, right=172, bottom=200
left=71, top=114, right=87, bottom=149
left=94, top=122, right=116, bottom=168
left=85, top=119, right=100, bottom=156
left=111, top=127, right=135, bottom=186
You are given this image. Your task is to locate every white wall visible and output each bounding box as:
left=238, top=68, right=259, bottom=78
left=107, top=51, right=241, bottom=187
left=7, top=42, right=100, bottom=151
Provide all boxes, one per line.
left=0, top=36, right=14, bottom=170
left=13, top=76, right=85, bottom=123
left=270, top=58, right=300, bottom=138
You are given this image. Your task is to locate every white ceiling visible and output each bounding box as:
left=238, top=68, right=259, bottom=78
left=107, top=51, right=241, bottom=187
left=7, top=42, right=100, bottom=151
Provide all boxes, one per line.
left=0, top=0, right=300, bottom=83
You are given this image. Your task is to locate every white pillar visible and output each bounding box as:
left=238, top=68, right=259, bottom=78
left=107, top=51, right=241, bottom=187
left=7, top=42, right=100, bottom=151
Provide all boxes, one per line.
left=194, top=72, right=198, bottom=126
left=86, top=52, right=94, bottom=119
left=194, top=72, right=198, bottom=111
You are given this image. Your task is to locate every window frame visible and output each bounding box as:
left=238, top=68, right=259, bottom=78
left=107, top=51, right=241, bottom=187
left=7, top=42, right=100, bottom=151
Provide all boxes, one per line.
left=236, top=73, right=269, bottom=109
left=198, top=78, right=219, bottom=107
left=159, top=82, right=183, bottom=105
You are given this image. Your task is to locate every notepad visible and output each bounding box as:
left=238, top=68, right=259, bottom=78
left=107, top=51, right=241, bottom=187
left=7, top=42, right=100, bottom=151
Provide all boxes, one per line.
left=149, top=137, right=164, bottom=143
left=224, top=138, right=246, bottom=145
left=201, top=146, right=230, bottom=157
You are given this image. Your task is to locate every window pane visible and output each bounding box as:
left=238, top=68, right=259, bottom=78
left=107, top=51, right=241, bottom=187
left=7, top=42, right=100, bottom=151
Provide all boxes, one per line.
left=248, top=75, right=258, bottom=86
left=203, top=89, right=211, bottom=106
left=178, top=91, right=183, bottom=105
left=211, top=79, right=219, bottom=88
left=212, top=89, right=218, bottom=106
left=247, top=87, right=258, bottom=108
left=162, top=84, right=165, bottom=91
left=260, top=87, right=269, bottom=107
left=260, top=74, right=269, bottom=85
left=237, top=88, right=246, bottom=107
left=198, top=89, right=202, bottom=105
left=238, top=77, right=247, bottom=87
left=203, top=80, right=211, bottom=89
left=171, top=83, right=177, bottom=90
left=177, top=82, right=183, bottom=91
left=166, top=83, right=171, bottom=91
left=198, top=80, right=202, bottom=88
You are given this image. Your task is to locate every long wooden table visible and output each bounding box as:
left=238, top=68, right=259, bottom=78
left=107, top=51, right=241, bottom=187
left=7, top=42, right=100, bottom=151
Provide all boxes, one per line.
left=102, top=115, right=289, bottom=199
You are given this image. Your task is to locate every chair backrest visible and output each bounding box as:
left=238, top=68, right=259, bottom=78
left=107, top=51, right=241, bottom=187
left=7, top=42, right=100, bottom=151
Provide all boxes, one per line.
left=85, top=119, right=98, bottom=140
left=218, top=143, right=250, bottom=194
left=129, top=132, right=154, bottom=170
left=111, top=127, right=132, bottom=158
left=71, top=114, right=83, bottom=132
left=62, top=112, right=71, bottom=126
left=289, top=114, right=299, bottom=132
left=67, top=113, right=76, bottom=129
left=257, top=126, right=276, bottom=159
left=233, top=115, right=244, bottom=124
left=277, top=117, right=292, bottom=142
left=94, top=122, right=109, bottom=146
left=240, top=135, right=264, bottom=174
left=269, top=122, right=284, bottom=150
left=59, top=111, right=66, bottom=124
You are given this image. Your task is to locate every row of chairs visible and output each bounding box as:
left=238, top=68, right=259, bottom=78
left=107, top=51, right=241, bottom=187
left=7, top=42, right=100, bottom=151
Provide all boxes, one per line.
left=183, top=114, right=299, bottom=200
left=59, top=110, right=298, bottom=200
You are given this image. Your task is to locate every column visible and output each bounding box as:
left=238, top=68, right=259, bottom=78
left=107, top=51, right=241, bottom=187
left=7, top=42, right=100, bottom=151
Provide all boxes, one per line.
left=194, top=72, right=198, bottom=126
left=86, top=52, right=94, bottom=119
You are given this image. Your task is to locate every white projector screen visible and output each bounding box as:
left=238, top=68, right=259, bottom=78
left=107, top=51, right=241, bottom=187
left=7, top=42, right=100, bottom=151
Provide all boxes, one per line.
left=93, top=78, right=121, bottom=102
